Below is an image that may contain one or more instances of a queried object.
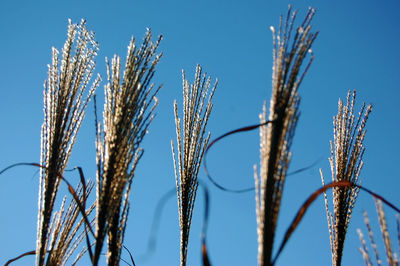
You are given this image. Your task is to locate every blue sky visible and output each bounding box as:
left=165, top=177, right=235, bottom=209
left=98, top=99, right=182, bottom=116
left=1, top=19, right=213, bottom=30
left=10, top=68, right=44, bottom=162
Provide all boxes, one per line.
left=1, top=0, right=400, bottom=265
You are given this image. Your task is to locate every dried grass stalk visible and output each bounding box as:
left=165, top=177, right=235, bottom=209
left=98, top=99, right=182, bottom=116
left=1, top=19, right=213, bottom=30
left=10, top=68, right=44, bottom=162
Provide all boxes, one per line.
left=376, top=199, right=397, bottom=265
left=37, top=19, right=100, bottom=265
left=171, top=65, right=216, bottom=266
left=254, top=6, right=317, bottom=266
left=357, top=228, right=373, bottom=266
left=321, top=90, right=372, bottom=266
left=94, top=29, right=162, bottom=265
left=364, top=209, right=381, bottom=265
left=46, top=181, right=96, bottom=265
left=358, top=201, right=399, bottom=266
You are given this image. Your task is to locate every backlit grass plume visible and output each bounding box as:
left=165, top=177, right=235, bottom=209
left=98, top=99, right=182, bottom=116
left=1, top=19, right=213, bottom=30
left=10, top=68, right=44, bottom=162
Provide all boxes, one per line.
left=171, top=65, right=216, bottom=266
left=357, top=200, right=399, bottom=266
left=46, top=181, right=95, bottom=265
left=93, top=30, right=162, bottom=265
left=321, top=90, right=372, bottom=266
left=37, top=19, right=100, bottom=265
left=254, top=7, right=317, bottom=266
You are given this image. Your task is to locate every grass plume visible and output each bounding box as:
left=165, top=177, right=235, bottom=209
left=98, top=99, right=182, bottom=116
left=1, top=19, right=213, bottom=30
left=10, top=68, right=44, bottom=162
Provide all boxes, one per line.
left=321, top=90, right=372, bottom=266
left=171, top=65, right=216, bottom=266
left=254, top=6, right=317, bottom=266
left=46, top=181, right=95, bottom=265
left=358, top=200, right=399, bottom=266
left=37, top=19, right=100, bottom=265
left=93, top=29, right=162, bottom=265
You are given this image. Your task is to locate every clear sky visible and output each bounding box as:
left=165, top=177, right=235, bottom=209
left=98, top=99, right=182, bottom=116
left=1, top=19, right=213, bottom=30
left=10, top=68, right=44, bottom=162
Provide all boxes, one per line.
left=1, top=0, right=400, bottom=265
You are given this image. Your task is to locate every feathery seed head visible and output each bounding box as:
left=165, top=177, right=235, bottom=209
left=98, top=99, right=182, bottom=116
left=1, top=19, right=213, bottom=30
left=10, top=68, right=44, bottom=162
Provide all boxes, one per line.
left=37, top=19, right=99, bottom=265
left=93, top=29, right=162, bottom=265
left=46, top=181, right=95, bottom=266
left=321, top=90, right=372, bottom=266
left=358, top=201, right=399, bottom=266
left=254, top=6, right=317, bottom=266
left=172, top=65, right=216, bottom=266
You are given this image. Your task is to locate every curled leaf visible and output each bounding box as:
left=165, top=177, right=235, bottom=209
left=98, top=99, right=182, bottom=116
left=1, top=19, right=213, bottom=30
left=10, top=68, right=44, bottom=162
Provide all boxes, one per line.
left=272, top=181, right=400, bottom=264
